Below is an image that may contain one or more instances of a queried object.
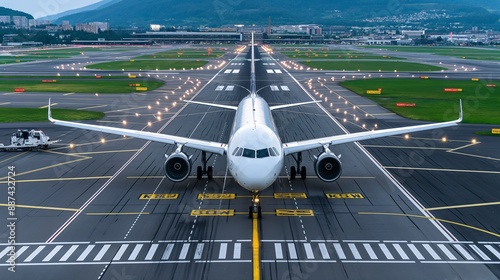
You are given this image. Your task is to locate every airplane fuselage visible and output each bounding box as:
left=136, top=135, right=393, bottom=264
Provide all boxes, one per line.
left=227, top=95, right=284, bottom=192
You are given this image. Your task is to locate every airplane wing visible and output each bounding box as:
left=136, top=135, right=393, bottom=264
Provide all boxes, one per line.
left=282, top=101, right=463, bottom=155
left=48, top=100, right=226, bottom=155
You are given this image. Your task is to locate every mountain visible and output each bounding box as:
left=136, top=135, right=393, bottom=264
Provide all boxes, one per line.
left=0, top=7, right=33, bottom=19
left=40, top=0, right=122, bottom=22
left=58, top=0, right=500, bottom=28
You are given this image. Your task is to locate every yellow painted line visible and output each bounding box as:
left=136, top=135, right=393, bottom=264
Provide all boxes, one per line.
left=493, top=128, right=500, bottom=134
left=275, top=209, right=314, bottom=216
left=235, top=212, right=274, bottom=215
left=359, top=212, right=500, bottom=238
left=449, top=151, right=500, bottom=162
left=190, top=209, right=235, bottom=216
left=39, top=103, right=58, bottom=109
left=139, top=193, right=178, bottom=200
left=0, top=176, right=112, bottom=184
left=363, top=145, right=448, bottom=151
left=0, top=102, right=11, bottom=105
left=104, top=106, right=148, bottom=113
left=0, top=157, right=89, bottom=180
left=198, top=193, right=235, bottom=200
left=273, top=193, right=307, bottom=199
left=384, top=166, right=500, bottom=175
left=86, top=212, right=150, bottom=216
left=252, top=212, right=260, bottom=280
left=71, top=149, right=139, bottom=155
left=77, top=104, right=108, bottom=111
left=0, top=151, right=29, bottom=164
left=425, top=201, right=500, bottom=211
left=326, top=193, right=365, bottom=199
left=63, top=92, right=75, bottom=96
left=446, top=143, right=479, bottom=153
left=0, top=203, right=78, bottom=212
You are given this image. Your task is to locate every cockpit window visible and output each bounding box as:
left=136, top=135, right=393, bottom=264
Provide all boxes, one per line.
left=272, top=147, right=280, bottom=156
left=235, top=148, right=243, bottom=156
left=232, top=147, right=239, bottom=156
left=242, top=148, right=255, bottom=158
left=269, top=147, right=277, bottom=156
left=257, top=148, right=269, bottom=158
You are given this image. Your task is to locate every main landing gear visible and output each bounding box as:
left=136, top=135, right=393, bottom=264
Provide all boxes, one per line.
left=290, top=152, right=307, bottom=180
left=196, top=151, right=213, bottom=180
left=249, top=191, right=262, bottom=219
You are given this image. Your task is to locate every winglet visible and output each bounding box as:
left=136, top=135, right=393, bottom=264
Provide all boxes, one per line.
left=48, top=98, right=54, bottom=122
left=458, top=99, right=463, bottom=123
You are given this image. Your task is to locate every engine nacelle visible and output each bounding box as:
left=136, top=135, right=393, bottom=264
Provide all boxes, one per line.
left=314, top=152, right=342, bottom=182
left=164, top=151, right=192, bottom=182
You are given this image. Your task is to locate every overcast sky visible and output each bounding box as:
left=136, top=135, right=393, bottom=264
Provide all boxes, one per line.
left=0, top=0, right=101, bottom=18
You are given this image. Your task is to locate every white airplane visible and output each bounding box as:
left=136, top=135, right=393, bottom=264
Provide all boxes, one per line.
left=49, top=34, right=462, bottom=218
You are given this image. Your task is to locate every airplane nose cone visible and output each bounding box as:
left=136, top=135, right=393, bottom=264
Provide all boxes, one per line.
left=234, top=158, right=280, bottom=192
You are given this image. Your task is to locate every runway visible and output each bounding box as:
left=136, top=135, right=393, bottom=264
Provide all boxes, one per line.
left=0, top=45, right=500, bottom=279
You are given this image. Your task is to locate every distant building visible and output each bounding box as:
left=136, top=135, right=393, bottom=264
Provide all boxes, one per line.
left=62, top=20, right=73, bottom=31
left=150, top=24, right=162, bottom=31
left=12, top=16, right=28, bottom=29
left=401, top=30, right=425, bottom=38
left=28, top=19, right=37, bottom=28
left=76, top=22, right=108, bottom=34
left=0, top=16, right=10, bottom=25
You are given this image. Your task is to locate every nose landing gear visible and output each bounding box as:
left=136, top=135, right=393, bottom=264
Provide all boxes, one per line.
left=249, top=191, right=262, bottom=219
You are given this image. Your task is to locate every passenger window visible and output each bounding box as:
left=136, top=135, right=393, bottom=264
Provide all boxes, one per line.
left=257, top=148, right=269, bottom=158
left=242, top=148, right=255, bottom=158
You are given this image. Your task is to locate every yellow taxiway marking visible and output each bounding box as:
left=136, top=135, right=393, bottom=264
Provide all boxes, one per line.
left=0, top=203, right=78, bottom=212
left=63, top=92, right=75, bottom=96
left=0, top=150, right=91, bottom=180
left=326, top=193, right=365, bottom=199
left=39, top=103, right=58, bottom=109
left=252, top=213, right=260, bottom=280
left=363, top=145, right=448, bottom=151
left=425, top=201, right=500, bottom=211
left=77, top=104, right=108, bottom=111
left=359, top=211, right=500, bottom=238
left=275, top=209, right=314, bottom=216
left=274, top=193, right=307, bottom=199
left=190, top=209, right=235, bottom=216
left=0, top=102, right=11, bottom=105
left=71, top=149, right=139, bottom=155
left=384, top=166, right=500, bottom=175
left=0, top=151, right=29, bottom=164
left=104, top=106, right=148, bottom=113
left=139, top=193, right=178, bottom=200
left=50, top=138, right=131, bottom=151
left=86, top=212, right=150, bottom=216
left=0, top=176, right=112, bottom=184
left=198, top=193, right=235, bottom=200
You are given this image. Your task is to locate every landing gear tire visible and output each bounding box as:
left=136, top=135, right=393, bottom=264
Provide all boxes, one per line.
left=207, top=166, right=213, bottom=180
left=196, top=166, right=202, bottom=180
left=300, top=166, right=306, bottom=180
left=290, top=166, right=296, bottom=180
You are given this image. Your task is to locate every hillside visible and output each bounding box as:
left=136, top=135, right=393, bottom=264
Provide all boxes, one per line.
left=41, top=0, right=122, bottom=22
left=58, top=0, right=500, bottom=28
left=0, top=7, right=33, bottom=19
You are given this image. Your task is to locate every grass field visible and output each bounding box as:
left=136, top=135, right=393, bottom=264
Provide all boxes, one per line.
left=281, top=50, right=402, bottom=60
left=340, top=78, right=500, bottom=124
left=301, top=60, right=446, bottom=71
left=0, top=77, right=164, bottom=93
left=364, top=46, right=500, bottom=60
left=135, top=49, right=225, bottom=59
left=0, top=108, right=104, bottom=122
left=87, top=60, right=208, bottom=70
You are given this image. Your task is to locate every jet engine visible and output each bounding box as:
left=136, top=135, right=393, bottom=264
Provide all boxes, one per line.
left=164, top=149, right=192, bottom=182
left=314, top=150, right=342, bottom=182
